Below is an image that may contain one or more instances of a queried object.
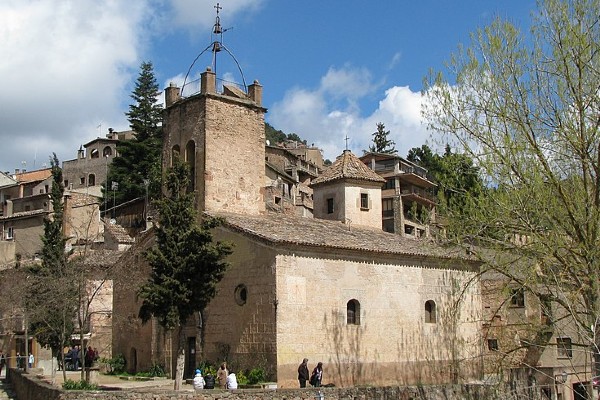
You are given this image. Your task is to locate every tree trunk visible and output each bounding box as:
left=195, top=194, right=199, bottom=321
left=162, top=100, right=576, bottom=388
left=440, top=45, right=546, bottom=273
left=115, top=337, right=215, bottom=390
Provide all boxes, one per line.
left=173, top=325, right=185, bottom=390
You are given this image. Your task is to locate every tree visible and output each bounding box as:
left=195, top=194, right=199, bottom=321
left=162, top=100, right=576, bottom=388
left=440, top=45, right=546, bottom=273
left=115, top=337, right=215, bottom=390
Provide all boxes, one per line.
left=107, top=61, right=163, bottom=207
left=366, top=122, right=397, bottom=154
left=423, top=0, right=600, bottom=383
left=407, top=144, right=483, bottom=218
left=26, top=154, right=77, bottom=383
left=138, top=156, right=232, bottom=389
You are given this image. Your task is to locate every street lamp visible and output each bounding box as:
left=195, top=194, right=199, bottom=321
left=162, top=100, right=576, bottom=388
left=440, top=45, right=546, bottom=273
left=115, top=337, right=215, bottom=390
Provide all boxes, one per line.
left=143, top=179, right=149, bottom=228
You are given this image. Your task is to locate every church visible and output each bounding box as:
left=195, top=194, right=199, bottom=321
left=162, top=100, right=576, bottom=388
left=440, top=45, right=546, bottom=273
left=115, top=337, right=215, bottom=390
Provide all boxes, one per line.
left=111, top=62, right=483, bottom=387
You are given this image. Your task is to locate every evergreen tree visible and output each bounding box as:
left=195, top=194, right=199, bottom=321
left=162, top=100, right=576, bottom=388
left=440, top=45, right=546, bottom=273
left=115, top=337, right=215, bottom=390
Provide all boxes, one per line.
left=27, top=154, right=77, bottom=380
left=138, top=156, right=232, bottom=388
left=107, top=61, right=163, bottom=207
left=367, top=122, right=397, bottom=154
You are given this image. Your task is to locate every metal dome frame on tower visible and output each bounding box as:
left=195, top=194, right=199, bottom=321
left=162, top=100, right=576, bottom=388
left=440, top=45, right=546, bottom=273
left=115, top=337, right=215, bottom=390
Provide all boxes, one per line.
left=181, top=3, right=247, bottom=97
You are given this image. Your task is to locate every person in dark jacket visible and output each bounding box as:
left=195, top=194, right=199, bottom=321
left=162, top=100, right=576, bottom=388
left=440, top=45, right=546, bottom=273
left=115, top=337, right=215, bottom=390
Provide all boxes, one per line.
left=297, top=358, right=309, bottom=388
left=310, top=362, right=323, bottom=387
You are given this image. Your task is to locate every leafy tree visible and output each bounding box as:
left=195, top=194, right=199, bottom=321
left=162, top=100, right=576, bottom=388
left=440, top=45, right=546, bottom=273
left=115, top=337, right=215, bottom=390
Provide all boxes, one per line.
left=26, top=154, right=77, bottom=382
left=265, top=122, right=286, bottom=145
left=407, top=144, right=483, bottom=218
left=424, top=0, right=600, bottom=381
left=107, top=61, right=163, bottom=207
left=367, top=122, right=397, bottom=154
left=138, top=156, right=232, bottom=389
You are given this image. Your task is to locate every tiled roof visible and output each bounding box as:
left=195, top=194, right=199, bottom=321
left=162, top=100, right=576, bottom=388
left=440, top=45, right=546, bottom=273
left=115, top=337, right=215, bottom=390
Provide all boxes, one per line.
left=15, top=168, right=52, bottom=183
left=210, top=211, right=476, bottom=263
left=311, top=150, right=385, bottom=186
left=0, top=209, right=47, bottom=221
left=104, top=220, right=135, bottom=244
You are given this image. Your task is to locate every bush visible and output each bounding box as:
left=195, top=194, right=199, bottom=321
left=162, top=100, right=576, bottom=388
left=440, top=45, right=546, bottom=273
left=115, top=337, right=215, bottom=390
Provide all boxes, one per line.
left=196, top=360, right=217, bottom=377
left=62, top=379, right=99, bottom=390
left=236, top=370, right=248, bottom=386
left=247, top=367, right=266, bottom=385
left=147, top=363, right=166, bottom=377
left=101, top=354, right=126, bottom=375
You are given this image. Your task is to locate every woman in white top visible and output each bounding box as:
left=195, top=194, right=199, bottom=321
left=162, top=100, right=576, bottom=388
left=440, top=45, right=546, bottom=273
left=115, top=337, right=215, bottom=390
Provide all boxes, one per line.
left=226, top=371, right=238, bottom=389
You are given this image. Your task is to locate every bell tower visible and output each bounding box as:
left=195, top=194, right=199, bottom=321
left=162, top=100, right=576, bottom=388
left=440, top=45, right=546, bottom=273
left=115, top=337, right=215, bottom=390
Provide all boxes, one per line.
left=162, top=4, right=266, bottom=216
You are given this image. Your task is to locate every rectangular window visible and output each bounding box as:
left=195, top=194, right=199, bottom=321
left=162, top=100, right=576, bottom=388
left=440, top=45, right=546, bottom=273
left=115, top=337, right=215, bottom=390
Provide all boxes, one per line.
left=510, top=288, right=525, bottom=307
left=6, top=227, right=14, bottom=240
left=80, top=177, right=85, bottom=185
left=360, top=193, right=369, bottom=210
left=487, top=339, right=499, bottom=351
left=557, top=337, right=572, bottom=358
left=326, top=198, right=334, bottom=214
left=383, top=178, right=396, bottom=190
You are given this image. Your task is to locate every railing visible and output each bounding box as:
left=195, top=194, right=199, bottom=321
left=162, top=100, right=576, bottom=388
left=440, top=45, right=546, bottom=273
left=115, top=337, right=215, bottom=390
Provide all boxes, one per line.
left=400, top=186, right=435, bottom=202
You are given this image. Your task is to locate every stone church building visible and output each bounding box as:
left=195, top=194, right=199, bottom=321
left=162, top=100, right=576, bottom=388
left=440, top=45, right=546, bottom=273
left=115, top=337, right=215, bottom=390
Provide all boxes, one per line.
left=112, top=67, right=483, bottom=388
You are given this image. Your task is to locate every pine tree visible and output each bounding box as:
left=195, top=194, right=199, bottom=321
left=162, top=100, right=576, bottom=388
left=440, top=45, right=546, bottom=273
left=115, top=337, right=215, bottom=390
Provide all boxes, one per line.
left=367, top=122, right=397, bottom=154
left=138, top=156, right=232, bottom=389
left=107, top=61, right=163, bottom=207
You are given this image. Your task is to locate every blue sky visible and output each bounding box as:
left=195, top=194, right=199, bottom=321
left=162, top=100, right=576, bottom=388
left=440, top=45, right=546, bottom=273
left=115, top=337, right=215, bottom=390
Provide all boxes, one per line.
left=0, top=0, right=536, bottom=173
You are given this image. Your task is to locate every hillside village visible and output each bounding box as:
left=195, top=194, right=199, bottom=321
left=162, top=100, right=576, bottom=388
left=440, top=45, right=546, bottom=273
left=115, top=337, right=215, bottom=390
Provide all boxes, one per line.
left=0, top=5, right=596, bottom=400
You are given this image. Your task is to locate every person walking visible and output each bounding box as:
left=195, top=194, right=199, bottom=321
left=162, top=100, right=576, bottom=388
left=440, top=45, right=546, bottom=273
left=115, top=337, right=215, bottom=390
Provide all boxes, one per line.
left=297, top=358, right=309, bottom=388
left=217, top=362, right=228, bottom=389
left=310, top=362, right=324, bottom=387
left=28, top=353, right=34, bottom=368
left=0, top=351, right=5, bottom=376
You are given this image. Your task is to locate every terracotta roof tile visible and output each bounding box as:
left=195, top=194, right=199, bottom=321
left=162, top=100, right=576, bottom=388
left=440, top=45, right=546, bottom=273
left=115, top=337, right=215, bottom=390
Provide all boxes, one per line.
left=15, top=168, right=52, bottom=183
left=311, top=150, right=385, bottom=186
left=210, top=211, right=475, bottom=263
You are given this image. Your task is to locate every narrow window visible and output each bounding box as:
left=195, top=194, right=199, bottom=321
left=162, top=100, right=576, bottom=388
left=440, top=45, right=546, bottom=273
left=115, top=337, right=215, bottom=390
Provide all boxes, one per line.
left=80, top=177, right=86, bottom=185
left=6, top=227, right=14, bottom=240
left=425, top=300, right=437, bottom=323
left=347, top=299, right=361, bottom=325
left=510, top=288, right=525, bottom=307
left=487, top=339, right=499, bottom=351
left=557, top=337, right=572, bottom=358
left=327, top=198, right=334, bottom=214
left=360, top=193, right=369, bottom=210
left=234, top=284, right=248, bottom=306
left=88, top=174, right=96, bottom=186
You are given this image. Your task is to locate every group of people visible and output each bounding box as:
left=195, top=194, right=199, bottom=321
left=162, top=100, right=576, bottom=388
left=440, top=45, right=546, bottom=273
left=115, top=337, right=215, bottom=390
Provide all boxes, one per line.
left=298, top=358, right=324, bottom=388
left=63, top=345, right=98, bottom=370
left=193, top=362, right=238, bottom=391
left=0, top=351, right=34, bottom=371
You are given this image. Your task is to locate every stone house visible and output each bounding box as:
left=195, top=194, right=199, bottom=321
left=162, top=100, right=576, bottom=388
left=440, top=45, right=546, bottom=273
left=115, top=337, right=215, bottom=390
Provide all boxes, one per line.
left=111, top=67, right=484, bottom=388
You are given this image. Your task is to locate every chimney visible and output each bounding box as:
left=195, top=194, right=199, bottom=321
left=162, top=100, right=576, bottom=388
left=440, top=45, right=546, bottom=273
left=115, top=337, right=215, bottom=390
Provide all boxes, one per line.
left=201, top=67, right=216, bottom=95
left=165, top=82, right=180, bottom=107
left=78, top=145, right=84, bottom=159
left=248, top=80, right=263, bottom=106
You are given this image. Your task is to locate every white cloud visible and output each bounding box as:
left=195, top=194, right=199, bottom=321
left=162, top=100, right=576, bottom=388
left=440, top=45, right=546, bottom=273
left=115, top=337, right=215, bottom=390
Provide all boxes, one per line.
left=0, top=1, right=151, bottom=172
left=268, top=65, right=431, bottom=162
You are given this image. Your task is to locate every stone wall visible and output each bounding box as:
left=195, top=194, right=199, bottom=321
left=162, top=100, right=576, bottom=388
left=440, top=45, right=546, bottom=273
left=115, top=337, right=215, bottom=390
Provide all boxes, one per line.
left=9, top=369, right=522, bottom=400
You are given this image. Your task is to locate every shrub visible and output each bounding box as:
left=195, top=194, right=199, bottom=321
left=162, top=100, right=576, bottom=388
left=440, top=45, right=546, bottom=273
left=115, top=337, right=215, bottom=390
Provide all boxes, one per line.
left=236, top=370, right=248, bottom=386
left=247, top=367, right=266, bottom=385
left=196, top=360, right=217, bottom=377
left=147, top=363, right=166, bottom=377
left=101, top=354, right=126, bottom=375
left=62, top=379, right=99, bottom=390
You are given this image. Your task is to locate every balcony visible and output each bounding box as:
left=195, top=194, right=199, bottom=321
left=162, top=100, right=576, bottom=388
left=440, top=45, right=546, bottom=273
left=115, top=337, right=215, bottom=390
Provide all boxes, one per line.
left=400, top=186, right=436, bottom=205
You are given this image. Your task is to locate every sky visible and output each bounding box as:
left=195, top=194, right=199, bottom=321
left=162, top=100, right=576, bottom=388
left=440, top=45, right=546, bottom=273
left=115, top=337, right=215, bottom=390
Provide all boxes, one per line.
left=0, top=0, right=537, bottom=173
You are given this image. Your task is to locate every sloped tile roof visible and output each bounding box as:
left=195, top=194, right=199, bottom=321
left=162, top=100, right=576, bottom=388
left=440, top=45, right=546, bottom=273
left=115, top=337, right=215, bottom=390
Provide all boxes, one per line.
left=104, top=220, right=135, bottom=244
left=15, top=168, right=52, bottom=183
left=210, top=211, right=476, bottom=263
left=311, top=150, right=385, bottom=186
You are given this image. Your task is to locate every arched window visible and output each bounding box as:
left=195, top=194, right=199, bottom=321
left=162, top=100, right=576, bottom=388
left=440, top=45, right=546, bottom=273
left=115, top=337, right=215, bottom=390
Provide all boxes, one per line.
left=185, top=140, right=196, bottom=192
left=90, top=148, right=99, bottom=159
left=347, top=299, right=361, bottom=325
left=103, top=146, right=113, bottom=157
left=88, top=174, right=96, bottom=186
left=425, top=300, right=437, bottom=323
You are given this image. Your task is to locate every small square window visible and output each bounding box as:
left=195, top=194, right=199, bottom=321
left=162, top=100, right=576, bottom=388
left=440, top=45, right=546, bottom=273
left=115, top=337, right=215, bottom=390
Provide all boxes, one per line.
left=327, top=198, right=334, bottom=214
left=487, top=339, right=499, bottom=351
left=80, top=177, right=86, bottom=185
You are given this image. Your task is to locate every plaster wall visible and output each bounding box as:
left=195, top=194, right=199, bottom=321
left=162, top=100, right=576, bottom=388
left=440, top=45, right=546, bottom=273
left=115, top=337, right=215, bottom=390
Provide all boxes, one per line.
left=275, top=253, right=482, bottom=388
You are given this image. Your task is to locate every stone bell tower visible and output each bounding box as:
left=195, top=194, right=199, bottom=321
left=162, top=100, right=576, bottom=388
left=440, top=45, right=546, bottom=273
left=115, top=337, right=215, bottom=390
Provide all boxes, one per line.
left=161, top=6, right=266, bottom=216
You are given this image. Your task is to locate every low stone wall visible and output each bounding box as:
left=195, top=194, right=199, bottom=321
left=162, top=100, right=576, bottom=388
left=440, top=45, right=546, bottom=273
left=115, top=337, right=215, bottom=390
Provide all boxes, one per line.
left=9, top=369, right=518, bottom=400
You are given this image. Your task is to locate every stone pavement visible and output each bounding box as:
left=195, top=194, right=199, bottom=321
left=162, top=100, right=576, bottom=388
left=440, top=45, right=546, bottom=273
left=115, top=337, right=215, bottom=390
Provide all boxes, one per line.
left=45, top=370, right=195, bottom=391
